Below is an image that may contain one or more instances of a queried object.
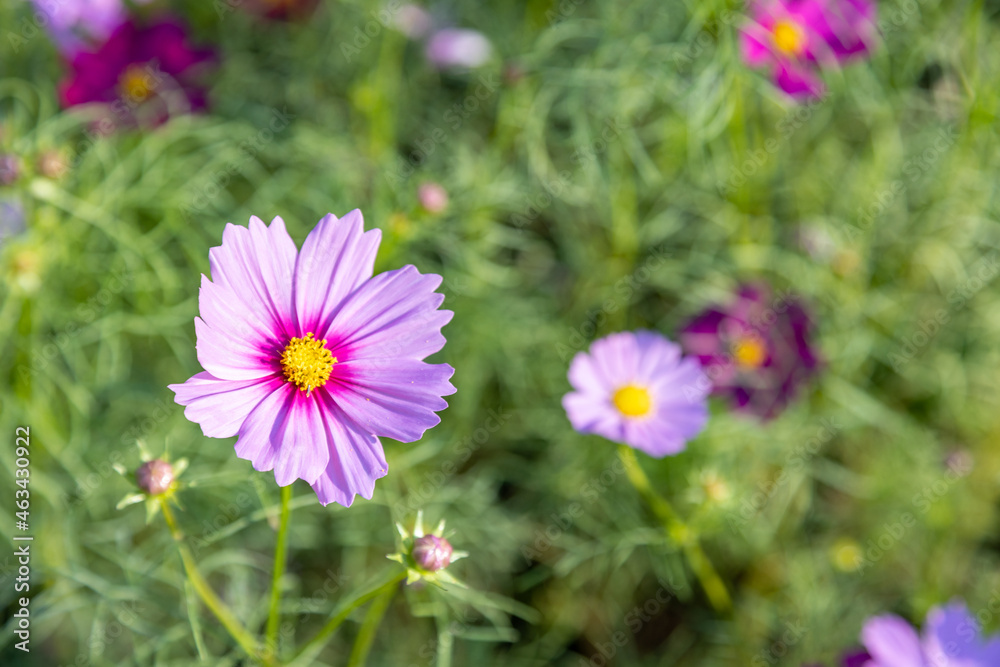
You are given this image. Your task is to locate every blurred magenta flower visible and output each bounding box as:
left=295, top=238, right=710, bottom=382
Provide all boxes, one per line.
left=562, top=331, right=710, bottom=457
left=425, top=28, right=492, bottom=69
left=679, top=284, right=820, bottom=419
left=58, top=18, right=215, bottom=125
left=169, top=212, right=456, bottom=507
left=861, top=601, right=1000, bottom=666
left=28, top=0, right=150, bottom=55
left=418, top=182, right=449, bottom=213
left=739, top=0, right=876, bottom=98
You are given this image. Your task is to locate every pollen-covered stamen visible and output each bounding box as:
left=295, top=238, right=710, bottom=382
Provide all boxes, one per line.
left=280, top=332, right=336, bottom=394
left=772, top=19, right=806, bottom=56
left=732, top=336, right=767, bottom=369
left=119, top=64, right=157, bottom=102
left=613, top=385, right=652, bottom=418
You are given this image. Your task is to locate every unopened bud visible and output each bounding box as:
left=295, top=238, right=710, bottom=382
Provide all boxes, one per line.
left=418, top=182, right=449, bottom=213
left=136, top=459, right=174, bottom=495
left=0, top=155, right=20, bottom=186
left=412, top=534, right=453, bottom=571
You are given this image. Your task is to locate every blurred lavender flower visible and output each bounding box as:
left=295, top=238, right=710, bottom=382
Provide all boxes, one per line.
left=425, top=28, right=492, bottom=69
left=861, top=601, right=1000, bottom=666
left=562, top=330, right=710, bottom=457
left=0, top=197, right=26, bottom=246
left=679, top=284, right=820, bottom=419
left=28, top=0, right=151, bottom=55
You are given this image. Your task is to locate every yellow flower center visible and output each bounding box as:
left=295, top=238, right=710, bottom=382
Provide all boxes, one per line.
left=119, top=65, right=156, bottom=102
left=280, top=333, right=335, bottom=394
left=772, top=20, right=806, bottom=56
left=613, top=385, right=652, bottom=418
left=732, top=336, right=767, bottom=368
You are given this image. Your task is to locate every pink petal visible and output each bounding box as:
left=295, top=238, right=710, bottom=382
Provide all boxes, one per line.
left=567, top=350, right=612, bottom=394
left=330, top=359, right=455, bottom=442
left=324, top=265, right=453, bottom=361
left=588, top=332, right=643, bottom=388
left=622, top=418, right=691, bottom=457
left=208, top=216, right=297, bottom=341
left=195, top=316, right=279, bottom=381
left=774, top=60, right=826, bottom=99
left=310, top=394, right=388, bottom=507
left=294, top=210, right=382, bottom=337
left=168, top=371, right=276, bottom=438
left=740, top=28, right=774, bottom=67
left=234, top=380, right=332, bottom=485
left=861, top=614, right=925, bottom=667
left=562, top=391, right=625, bottom=443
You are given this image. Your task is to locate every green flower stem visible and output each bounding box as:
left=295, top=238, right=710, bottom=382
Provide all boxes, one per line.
left=288, top=568, right=407, bottom=667
left=617, top=446, right=732, bottom=612
left=346, top=585, right=396, bottom=667
left=158, top=498, right=262, bottom=660
left=265, top=484, right=294, bottom=662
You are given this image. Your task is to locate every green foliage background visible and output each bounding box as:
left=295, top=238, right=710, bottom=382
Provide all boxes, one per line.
left=2, top=0, right=1000, bottom=664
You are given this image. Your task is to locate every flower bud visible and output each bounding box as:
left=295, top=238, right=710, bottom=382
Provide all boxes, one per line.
left=425, top=29, right=492, bottom=69
left=412, top=533, right=453, bottom=571
left=418, top=182, right=448, bottom=213
left=136, top=459, right=174, bottom=495
left=0, top=155, right=21, bottom=186
left=38, top=150, right=69, bottom=180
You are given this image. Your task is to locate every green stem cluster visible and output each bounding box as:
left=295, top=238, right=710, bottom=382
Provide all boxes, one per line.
left=617, top=446, right=732, bottom=612
left=158, top=490, right=404, bottom=666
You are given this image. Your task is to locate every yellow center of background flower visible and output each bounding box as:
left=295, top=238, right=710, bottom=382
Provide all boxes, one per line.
left=613, top=385, right=652, bottom=418
left=732, top=337, right=767, bottom=368
left=772, top=20, right=806, bottom=55
left=119, top=65, right=155, bottom=102
left=281, top=332, right=335, bottom=393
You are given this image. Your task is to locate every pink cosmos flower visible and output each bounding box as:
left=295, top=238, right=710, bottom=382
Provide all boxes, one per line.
left=169, top=211, right=456, bottom=507
left=562, top=331, right=710, bottom=457
left=58, top=18, right=215, bottom=125
left=679, top=284, right=820, bottom=420
left=740, top=0, right=877, bottom=99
